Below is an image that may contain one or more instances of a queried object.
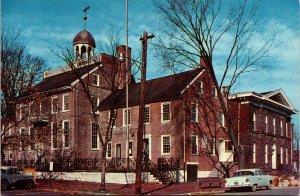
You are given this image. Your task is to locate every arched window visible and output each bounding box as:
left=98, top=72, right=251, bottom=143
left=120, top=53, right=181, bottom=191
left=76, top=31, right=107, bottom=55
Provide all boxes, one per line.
left=280, top=119, right=283, bottom=136
left=253, top=113, right=256, bottom=131
left=265, top=144, right=268, bottom=164
left=280, top=146, right=283, bottom=164
left=265, top=114, right=268, bottom=132
left=253, top=142, right=256, bottom=163
left=81, top=45, right=87, bottom=59
left=273, top=118, right=276, bottom=134
left=286, top=147, right=288, bottom=164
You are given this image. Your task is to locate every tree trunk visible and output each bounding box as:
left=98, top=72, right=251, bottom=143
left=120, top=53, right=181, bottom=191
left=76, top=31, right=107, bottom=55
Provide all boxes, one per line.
left=100, top=147, right=107, bottom=191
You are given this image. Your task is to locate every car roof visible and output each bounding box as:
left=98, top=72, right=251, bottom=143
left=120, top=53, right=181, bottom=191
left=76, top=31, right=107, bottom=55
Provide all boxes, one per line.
left=234, top=168, right=261, bottom=172
left=1, top=166, right=19, bottom=170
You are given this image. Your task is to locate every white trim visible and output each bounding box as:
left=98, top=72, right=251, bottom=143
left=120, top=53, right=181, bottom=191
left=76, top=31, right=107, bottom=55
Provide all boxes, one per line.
left=50, top=122, right=58, bottom=150
left=126, top=140, right=134, bottom=158
left=229, top=91, right=297, bottom=113
left=92, top=73, right=100, bottom=86
left=161, top=135, right=171, bottom=155
left=91, top=122, right=100, bottom=150
left=144, top=134, right=152, bottom=160
left=186, top=162, right=199, bottom=165
left=106, top=142, right=112, bottom=158
left=161, top=102, right=171, bottom=122
left=191, top=102, right=198, bottom=123
left=62, top=93, right=70, bottom=112
left=144, top=105, right=150, bottom=124
left=115, top=143, right=122, bottom=158
left=191, top=135, right=198, bottom=155
left=180, top=70, right=204, bottom=94
left=62, top=120, right=70, bottom=149
left=123, top=108, right=131, bottom=126
left=51, top=96, right=59, bottom=114
left=71, top=66, right=100, bottom=86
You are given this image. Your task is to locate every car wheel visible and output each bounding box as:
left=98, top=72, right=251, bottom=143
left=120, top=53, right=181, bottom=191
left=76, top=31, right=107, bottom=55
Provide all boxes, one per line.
left=266, top=182, right=272, bottom=190
left=25, top=180, right=34, bottom=189
left=251, top=184, right=257, bottom=192
left=1, top=180, right=9, bottom=191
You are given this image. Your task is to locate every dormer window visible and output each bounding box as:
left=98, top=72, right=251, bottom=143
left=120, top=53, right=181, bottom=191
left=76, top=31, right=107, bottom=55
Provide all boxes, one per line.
left=92, top=74, right=100, bottom=86
left=212, top=86, right=217, bottom=98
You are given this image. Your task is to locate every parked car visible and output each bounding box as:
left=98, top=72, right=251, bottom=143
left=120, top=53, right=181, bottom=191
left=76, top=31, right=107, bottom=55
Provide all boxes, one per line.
left=1, top=166, right=35, bottom=191
left=225, top=168, right=273, bottom=192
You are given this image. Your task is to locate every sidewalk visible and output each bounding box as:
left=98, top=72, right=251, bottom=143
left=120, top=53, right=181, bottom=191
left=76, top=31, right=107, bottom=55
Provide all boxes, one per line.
left=34, top=179, right=226, bottom=195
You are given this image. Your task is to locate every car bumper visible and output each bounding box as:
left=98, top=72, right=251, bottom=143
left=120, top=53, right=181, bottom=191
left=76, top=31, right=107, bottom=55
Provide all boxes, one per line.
left=225, top=183, right=251, bottom=189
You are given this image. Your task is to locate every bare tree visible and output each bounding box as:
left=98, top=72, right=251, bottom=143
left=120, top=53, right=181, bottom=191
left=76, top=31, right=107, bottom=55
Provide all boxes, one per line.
left=153, top=0, right=276, bottom=169
left=54, top=29, right=137, bottom=190
left=1, top=29, right=47, bottom=162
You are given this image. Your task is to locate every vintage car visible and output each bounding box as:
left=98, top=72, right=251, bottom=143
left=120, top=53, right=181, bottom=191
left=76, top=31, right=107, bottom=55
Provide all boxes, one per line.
left=1, top=166, right=35, bottom=191
left=225, top=168, right=273, bottom=192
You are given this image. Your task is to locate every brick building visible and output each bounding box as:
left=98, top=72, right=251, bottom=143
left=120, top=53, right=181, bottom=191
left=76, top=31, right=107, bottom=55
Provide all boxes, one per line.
left=3, top=27, right=297, bottom=182
left=229, top=89, right=297, bottom=175
left=98, top=66, right=233, bottom=181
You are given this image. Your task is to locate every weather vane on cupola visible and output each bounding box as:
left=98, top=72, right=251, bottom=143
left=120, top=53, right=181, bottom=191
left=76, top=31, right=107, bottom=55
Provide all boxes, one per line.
left=83, top=4, right=90, bottom=30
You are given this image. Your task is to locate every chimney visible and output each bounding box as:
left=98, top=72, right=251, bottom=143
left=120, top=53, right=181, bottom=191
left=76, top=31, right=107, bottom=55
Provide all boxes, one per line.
left=200, top=56, right=211, bottom=70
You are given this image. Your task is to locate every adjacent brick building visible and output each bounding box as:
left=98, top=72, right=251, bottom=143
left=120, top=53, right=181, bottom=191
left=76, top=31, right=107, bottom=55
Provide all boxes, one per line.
left=229, top=89, right=297, bottom=175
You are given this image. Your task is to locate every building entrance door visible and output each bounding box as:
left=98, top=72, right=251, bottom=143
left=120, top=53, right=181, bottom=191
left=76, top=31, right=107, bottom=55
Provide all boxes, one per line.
left=116, top=143, right=121, bottom=158
left=187, top=164, right=198, bottom=182
left=143, top=138, right=149, bottom=160
left=272, top=143, right=277, bottom=169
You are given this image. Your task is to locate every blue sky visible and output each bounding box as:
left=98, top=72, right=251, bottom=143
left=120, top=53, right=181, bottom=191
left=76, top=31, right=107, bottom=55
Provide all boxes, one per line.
left=2, top=0, right=300, bottom=127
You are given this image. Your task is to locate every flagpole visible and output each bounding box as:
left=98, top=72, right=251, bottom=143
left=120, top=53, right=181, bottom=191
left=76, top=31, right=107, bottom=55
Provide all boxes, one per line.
left=126, top=0, right=129, bottom=167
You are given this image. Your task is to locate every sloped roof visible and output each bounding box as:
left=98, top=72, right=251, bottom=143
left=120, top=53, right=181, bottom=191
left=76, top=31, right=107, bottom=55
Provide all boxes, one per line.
left=35, top=64, right=98, bottom=93
left=229, top=89, right=297, bottom=114
left=98, top=68, right=202, bottom=111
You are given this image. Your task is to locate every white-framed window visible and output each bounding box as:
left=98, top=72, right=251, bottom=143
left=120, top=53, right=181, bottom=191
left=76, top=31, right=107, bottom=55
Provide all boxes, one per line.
left=197, top=81, right=203, bottom=96
left=253, top=142, right=256, bottom=163
left=202, top=136, right=208, bottom=148
left=210, top=138, right=216, bottom=156
left=219, top=111, right=225, bottom=127
left=280, top=146, right=283, bottom=164
left=51, top=96, right=59, bottom=113
left=91, top=122, right=99, bottom=150
left=106, top=142, right=112, bottom=158
left=273, top=118, right=276, bottom=134
left=62, top=120, right=70, bottom=148
left=91, top=96, right=99, bottom=113
left=51, top=122, right=58, bottom=149
left=212, top=86, right=217, bottom=98
left=28, top=127, right=35, bottom=151
left=161, top=135, right=171, bottom=155
left=92, top=74, right=100, bottom=86
left=265, top=144, right=268, bottom=164
left=265, top=114, right=268, bottom=132
left=109, top=110, right=117, bottom=127
left=144, top=106, right=150, bottom=124
left=19, top=128, right=26, bottom=151
left=191, top=135, right=198, bottom=155
left=253, top=113, right=256, bottom=131
left=123, top=108, right=131, bottom=126
left=19, top=105, right=26, bottom=119
left=191, top=103, right=198, bottom=122
left=161, top=102, right=171, bottom=122
left=62, top=94, right=70, bottom=112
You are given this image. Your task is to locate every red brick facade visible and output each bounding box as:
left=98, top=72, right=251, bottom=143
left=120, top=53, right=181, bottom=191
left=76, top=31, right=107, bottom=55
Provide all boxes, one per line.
left=229, top=90, right=297, bottom=175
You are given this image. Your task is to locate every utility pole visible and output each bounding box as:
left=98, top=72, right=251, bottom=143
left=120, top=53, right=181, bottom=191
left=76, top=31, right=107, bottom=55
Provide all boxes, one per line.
left=135, top=32, right=154, bottom=194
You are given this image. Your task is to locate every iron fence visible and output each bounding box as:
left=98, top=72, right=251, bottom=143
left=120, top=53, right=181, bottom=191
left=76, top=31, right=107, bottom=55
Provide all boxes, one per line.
left=2, top=157, right=180, bottom=173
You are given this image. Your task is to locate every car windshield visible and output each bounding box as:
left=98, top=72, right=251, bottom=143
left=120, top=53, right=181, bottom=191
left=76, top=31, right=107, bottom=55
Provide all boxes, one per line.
left=233, top=171, right=254, bottom=176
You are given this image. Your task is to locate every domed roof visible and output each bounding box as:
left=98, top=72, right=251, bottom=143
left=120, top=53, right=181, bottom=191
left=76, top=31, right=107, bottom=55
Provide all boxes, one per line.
left=73, top=30, right=96, bottom=48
